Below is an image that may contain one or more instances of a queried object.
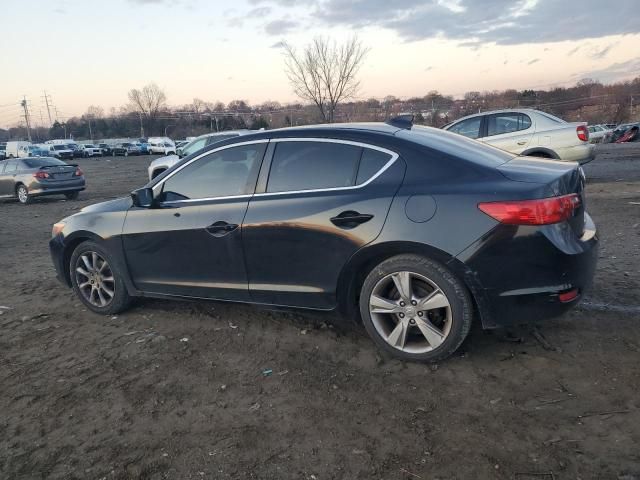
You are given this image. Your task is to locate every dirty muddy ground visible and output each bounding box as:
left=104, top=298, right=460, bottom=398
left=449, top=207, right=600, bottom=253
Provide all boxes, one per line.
left=1, top=145, right=639, bottom=479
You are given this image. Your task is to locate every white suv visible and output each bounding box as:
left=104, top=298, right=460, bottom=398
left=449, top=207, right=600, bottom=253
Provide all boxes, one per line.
left=148, top=130, right=253, bottom=180
left=81, top=144, right=103, bottom=157
left=444, top=109, right=595, bottom=164
left=148, top=142, right=176, bottom=156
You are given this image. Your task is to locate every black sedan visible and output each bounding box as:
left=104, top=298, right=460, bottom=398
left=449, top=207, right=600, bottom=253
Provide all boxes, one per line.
left=49, top=119, right=597, bottom=362
left=1, top=157, right=85, bottom=204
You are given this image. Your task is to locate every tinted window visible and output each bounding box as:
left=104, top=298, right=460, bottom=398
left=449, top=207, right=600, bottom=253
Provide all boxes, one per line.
left=356, top=148, right=391, bottom=184
left=53, top=145, right=66, bottom=150
left=4, top=160, right=17, bottom=173
left=159, top=143, right=265, bottom=202
left=267, top=141, right=361, bottom=193
left=448, top=117, right=482, bottom=139
left=486, top=113, right=532, bottom=136
left=23, top=158, right=66, bottom=168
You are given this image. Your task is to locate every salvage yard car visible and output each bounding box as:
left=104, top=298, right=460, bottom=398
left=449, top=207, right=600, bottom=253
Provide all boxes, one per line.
left=1, top=157, right=85, bottom=204
left=444, top=108, right=595, bottom=164
left=49, top=119, right=598, bottom=363
left=80, top=144, right=103, bottom=157
left=112, top=142, right=141, bottom=156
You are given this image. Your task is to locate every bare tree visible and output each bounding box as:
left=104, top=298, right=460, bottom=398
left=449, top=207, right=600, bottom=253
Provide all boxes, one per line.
left=283, top=36, right=369, bottom=123
left=127, top=83, right=167, bottom=134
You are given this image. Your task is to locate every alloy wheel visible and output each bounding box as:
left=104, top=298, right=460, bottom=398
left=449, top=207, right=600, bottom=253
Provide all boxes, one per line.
left=369, top=271, right=452, bottom=353
left=17, top=186, right=28, bottom=203
left=75, top=251, right=116, bottom=307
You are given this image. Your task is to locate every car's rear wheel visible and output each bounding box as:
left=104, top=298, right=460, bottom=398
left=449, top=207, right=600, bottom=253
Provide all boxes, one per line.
left=16, top=184, right=30, bottom=204
left=64, top=191, right=79, bottom=200
left=359, top=254, right=473, bottom=363
left=70, top=241, right=132, bottom=315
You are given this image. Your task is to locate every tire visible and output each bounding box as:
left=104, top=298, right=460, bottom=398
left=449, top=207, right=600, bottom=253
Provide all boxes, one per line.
left=70, top=241, right=132, bottom=315
left=64, top=191, right=79, bottom=200
left=359, top=254, right=473, bottom=363
left=527, top=151, right=553, bottom=159
left=16, top=184, right=31, bottom=204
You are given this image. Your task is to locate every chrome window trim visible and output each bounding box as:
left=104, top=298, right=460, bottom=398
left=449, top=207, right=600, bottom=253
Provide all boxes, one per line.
left=255, top=137, right=399, bottom=197
left=152, top=137, right=399, bottom=204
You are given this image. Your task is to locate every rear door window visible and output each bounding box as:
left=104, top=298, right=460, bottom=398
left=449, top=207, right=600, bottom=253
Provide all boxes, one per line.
left=486, top=113, right=532, bottom=136
left=448, top=117, right=482, bottom=139
left=266, top=141, right=362, bottom=193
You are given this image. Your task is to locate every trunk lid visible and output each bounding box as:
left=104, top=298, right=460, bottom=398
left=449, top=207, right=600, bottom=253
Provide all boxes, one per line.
left=41, top=164, right=77, bottom=180
left=497, top=157, right=586, bottom=236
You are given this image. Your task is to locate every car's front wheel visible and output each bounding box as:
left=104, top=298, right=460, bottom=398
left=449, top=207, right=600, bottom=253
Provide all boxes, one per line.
left=70, top=241, right=132, bottom=315
left=359, top=254, right=473, bottom=363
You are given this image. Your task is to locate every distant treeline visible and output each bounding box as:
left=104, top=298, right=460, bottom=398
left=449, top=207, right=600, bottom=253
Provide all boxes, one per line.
left=2, top=76, right=638, bottom=142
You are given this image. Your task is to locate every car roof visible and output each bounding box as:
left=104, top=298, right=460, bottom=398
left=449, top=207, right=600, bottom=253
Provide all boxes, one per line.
left=447, top=108, right=549, bottom=124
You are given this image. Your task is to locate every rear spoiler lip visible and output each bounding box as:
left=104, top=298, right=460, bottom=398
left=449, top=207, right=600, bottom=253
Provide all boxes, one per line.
left=39, top=163, right=78, bottom=169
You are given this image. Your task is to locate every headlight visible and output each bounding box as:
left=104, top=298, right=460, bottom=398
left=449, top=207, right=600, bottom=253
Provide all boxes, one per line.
left=52, top=222, right=66, bottom=237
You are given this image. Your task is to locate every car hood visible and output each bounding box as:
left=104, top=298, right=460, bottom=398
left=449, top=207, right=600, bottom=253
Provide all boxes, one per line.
left=78, top=196, right=132, bottom=214
left=150, top=154, right=179, bottom=168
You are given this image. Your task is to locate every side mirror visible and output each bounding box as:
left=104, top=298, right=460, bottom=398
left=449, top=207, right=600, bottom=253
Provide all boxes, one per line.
left=131, top=187, right=154, bottom=208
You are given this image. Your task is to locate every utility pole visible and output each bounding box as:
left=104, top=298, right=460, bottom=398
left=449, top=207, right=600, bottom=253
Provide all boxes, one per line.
left=54, top=106, right=60, bottom=122
left=42, top=90, right=53, bottom=126
left=138, top=113, right=144, bottom=138
left=87, top=116, right=93, bottom=141
left=20, top=96, right=32, bottom=142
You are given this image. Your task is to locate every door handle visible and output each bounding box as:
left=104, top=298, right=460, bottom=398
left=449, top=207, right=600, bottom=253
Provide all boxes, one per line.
left=206, top=221, right=239, bottom=237
left=330, top=211, right=374, bottom=229
left=517, top=141, right=527, bottom=145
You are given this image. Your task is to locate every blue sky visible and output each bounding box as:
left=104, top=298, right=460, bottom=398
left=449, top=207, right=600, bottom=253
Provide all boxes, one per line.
left=1, top=0, right=639, bottom=126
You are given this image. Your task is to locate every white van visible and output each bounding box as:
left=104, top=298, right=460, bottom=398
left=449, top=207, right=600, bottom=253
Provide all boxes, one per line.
left=5, top=141, right=32, bottom=158
left=147, top=136, right=175, bottom=147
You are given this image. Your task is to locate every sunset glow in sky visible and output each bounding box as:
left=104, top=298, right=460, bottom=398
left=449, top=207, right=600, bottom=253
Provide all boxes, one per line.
left=1, top=0, right=639, bottom=126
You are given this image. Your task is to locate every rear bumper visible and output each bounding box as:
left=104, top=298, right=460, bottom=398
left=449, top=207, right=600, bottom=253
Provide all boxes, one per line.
left=457, top=213, right=598, bottom=327
left=28, top=178, right=86, bottom=196
left=556, top=144, right=595, bottom=165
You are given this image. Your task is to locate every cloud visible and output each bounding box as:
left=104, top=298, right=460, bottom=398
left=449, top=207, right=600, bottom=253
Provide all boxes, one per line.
left=575, top=56, right=640, bottom=83
left=527, top=58, right=540, bottom=65
left=588, top=42, right=618, bottom=60
left=256, top=0, right=640, bottom=45
left=567, top=45, right=581, bottom=56
left=270, top=41, right=287, bottom=49
left=265, top=19, right=298, bottom=35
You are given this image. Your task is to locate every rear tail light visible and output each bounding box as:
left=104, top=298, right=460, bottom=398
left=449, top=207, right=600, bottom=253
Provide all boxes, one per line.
left=33, top=171, right=50, bottom=179
left=577, top=125, right=589, bottom=142
left=478, top=194, right=581, bottom=225
left=74, top=167, right=83, bottom=177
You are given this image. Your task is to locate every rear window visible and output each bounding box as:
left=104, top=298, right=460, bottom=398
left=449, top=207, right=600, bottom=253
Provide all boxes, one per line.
left=356, top=148, right=392, bottom=185
left=267, top=141, right=361, bottom=193
left=401, top=127, right=513, bottom=167
left=23, top=158, right=66, bottom=168
left=537, top=111, right=565, bottom=124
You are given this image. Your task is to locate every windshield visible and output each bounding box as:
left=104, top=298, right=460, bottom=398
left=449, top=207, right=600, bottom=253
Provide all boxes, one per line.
left=53, top=145, right=67, bottom=150
left=23, top=158, right=66, bottom=168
